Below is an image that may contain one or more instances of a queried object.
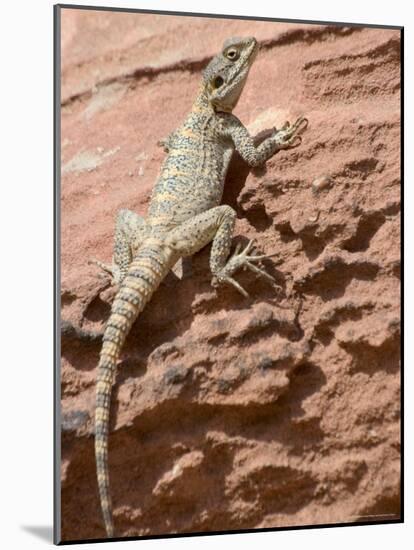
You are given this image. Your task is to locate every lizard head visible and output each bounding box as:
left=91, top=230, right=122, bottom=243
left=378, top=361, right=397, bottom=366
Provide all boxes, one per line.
left=203, top=36, right=258, bottom=113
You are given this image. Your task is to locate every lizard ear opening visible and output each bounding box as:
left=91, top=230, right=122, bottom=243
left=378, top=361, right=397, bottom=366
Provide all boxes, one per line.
left=213, top=75, right=225, bottom=89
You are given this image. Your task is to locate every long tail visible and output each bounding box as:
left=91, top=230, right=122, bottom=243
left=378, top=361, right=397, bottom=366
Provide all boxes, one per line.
left=95, top=242, right=172, bottom=537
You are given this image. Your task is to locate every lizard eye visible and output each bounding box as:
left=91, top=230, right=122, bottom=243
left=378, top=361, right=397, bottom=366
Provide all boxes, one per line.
left=226, top=48, right=239, bottom=60
left=213, top=76, right=224, bottom=88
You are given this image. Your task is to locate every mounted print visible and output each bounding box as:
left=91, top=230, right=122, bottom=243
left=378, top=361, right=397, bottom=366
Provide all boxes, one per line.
left=54, top=4, right=403, bottom=544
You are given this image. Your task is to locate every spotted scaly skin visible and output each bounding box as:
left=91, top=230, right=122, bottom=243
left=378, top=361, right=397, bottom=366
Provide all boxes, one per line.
left=92, top=36, right=307, bottom=537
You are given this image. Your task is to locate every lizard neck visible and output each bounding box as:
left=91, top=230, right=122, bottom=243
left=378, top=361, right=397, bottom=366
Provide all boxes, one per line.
left=192, top=85, right=235, bottom=115
left=193, top=85, right=215, bottom=114
left=194, top=83, right=239, bottom=114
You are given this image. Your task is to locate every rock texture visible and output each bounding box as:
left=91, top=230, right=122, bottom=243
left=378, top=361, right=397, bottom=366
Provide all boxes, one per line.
left=59, top=8, right=401, bottom=542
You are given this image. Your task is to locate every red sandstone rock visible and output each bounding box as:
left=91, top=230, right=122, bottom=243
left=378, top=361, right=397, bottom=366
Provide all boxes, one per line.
left=59, top=8, right=401, bottom=541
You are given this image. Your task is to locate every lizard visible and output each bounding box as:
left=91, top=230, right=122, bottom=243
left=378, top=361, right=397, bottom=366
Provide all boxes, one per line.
left=91, top=36, right=308, bottom=538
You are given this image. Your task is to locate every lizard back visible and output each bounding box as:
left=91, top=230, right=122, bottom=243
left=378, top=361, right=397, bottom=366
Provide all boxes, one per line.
left=147, top=98, right=234, bottom=232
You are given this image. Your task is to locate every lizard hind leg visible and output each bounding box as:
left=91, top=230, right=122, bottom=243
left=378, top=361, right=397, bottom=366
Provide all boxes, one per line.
left=165, top=204, right=278, bottom=298
left=89, top=209, right=148, bottom=285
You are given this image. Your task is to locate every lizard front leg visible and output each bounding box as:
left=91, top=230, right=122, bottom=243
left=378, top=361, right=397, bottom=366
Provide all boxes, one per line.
left=222, top=114, right=308, bottom=166
left=89, top=209, right=149, bottom=285
left=165, top=205, right=277, bottom=297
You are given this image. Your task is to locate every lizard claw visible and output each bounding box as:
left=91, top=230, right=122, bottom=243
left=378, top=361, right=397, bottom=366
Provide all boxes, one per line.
left=273, top=115, right=308, bottom=150
left=212, top=239, right=280, bottom=296
left=291, top=115, right=308, bottom=134
left=89, top=258, right=122, bottom=285
left=212, top=275, right=250, bottom=298
left=89, top=258, right=111, bottom=272
left=287, top=135, right=302, bottom=148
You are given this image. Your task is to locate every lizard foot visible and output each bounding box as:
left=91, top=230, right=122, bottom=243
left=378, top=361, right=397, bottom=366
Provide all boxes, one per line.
left=212, top=239, right=281, bottom=298
left=88, top=258, right=122, bottom=285
left=273, top=115, right=308, bottom=150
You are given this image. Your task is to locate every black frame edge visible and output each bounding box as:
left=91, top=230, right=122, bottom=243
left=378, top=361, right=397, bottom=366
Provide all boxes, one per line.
left=56, top=3, right=403, bottom=30
left=59, top=518, right=403, bottom=545
left=53, top=3, right=62, bottom=546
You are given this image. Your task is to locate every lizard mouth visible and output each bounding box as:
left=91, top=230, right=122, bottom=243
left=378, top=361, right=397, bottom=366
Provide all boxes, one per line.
left=249, top=39, right=259, bottom=62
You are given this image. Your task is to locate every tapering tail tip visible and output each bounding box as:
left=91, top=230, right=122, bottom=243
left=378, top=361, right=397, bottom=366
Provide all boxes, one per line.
left=95, top=369, right=116, bottom=538
left=99, top=491, right=114, bottom=537
left=95, top=426, right=115, bottom=537
left=103, top=508, right=114, bottom=538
